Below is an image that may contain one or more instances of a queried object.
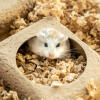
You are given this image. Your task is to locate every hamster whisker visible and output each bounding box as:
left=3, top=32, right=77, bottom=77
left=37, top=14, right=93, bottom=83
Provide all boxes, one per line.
left=65, top=50, right=81, bottom=55
left=70, top=48, right=80, bottom=50
left=60, top=51, right=70, bottom=58
left=65, top=48, right=78, bottom=51
left=70, top=51, right=80, bottom=53
left=60, top=55, right=67, bottom=59
left=65, top=49, right=81, bottom=54
left=69, top=48, right=79, bottom=51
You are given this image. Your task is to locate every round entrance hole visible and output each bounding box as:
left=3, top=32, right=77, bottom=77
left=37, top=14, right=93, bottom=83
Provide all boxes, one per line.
left=16, top=37, right=87, bottom=87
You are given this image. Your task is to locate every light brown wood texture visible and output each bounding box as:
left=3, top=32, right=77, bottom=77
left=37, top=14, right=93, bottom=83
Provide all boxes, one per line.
left=0, top=0, right=34, bottom=25
left=0, top=17, right=100, bottom=100
left=0, top=0, right=35, bottom=41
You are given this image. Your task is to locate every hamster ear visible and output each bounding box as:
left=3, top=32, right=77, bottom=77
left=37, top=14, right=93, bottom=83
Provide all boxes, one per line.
left=60, top=35, right=69, bottom=42
left=36, top=29, right=48, bottom=41
left=37, top=33, right=46, bottom=42
left=39, top=28, right=48, bottom=37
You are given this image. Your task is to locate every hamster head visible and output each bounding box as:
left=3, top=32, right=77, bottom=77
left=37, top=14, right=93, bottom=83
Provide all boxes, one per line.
left=28, top=28, right=70, bottom=59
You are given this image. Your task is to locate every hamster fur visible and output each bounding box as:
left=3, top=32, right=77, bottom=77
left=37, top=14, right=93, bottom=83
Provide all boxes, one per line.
left=28, top=27, right=70, bottom=59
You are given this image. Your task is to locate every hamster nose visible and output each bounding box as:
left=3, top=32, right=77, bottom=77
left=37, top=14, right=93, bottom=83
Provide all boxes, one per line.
left=49, top=53, right=54, bottom=59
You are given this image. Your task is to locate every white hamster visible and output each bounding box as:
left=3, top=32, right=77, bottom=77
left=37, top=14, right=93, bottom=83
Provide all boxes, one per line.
left=28, top=28, right=70, bottom=59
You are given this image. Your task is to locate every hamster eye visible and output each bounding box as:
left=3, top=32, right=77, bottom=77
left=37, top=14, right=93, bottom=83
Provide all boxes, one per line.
left=56, top=43, right=60, bottom=47
left=44, top=42, right=48, bottom=47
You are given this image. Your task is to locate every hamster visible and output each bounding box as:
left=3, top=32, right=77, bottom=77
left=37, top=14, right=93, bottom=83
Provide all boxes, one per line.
left=28, top=27, right=70, bottom=59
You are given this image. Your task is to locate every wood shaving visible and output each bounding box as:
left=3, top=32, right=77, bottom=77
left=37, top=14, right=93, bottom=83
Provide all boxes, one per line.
left=16, top=46, right=86, bottom=86
left=51, top=81, right=62, bottom=88
left=86, top=79, right=97, bottom=98
left=0, top=79, right=20, bottom=100
left=74, top=78, right=97, bottom=100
